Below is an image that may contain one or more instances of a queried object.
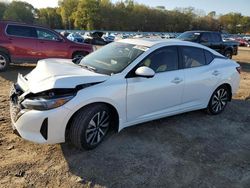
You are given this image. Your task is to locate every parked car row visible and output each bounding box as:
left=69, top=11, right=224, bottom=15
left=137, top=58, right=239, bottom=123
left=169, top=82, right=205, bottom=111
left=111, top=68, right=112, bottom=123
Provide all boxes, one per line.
left=222, top=34, right=250, bottom=47
left=60, top=30, right=180, bottom=44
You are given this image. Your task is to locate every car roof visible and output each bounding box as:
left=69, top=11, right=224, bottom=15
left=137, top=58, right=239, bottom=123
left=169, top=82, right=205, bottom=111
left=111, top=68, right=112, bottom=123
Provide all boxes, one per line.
left=119, top=38, right=187, bottom=47
left=118, top=38, right=224, bottom=57
left=0, top=20, right=52, bottom=30
left=183, top=30, right=221, bottom=34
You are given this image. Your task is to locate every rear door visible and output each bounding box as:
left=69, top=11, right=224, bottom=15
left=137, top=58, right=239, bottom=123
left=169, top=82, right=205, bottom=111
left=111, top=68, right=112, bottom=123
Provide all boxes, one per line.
left=126, top=46, right=184, bottom=122
left=35, top=27, right=69, bottom=59
left=179, top=46, right=221, bottom=109
left=210, top=33, right=223, bottom=54
left=5, top=24, right=39, bottom=62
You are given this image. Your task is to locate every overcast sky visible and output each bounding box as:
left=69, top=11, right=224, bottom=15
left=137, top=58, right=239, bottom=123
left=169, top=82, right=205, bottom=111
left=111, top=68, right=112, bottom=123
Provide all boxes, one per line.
left=3, top=0, right=250, bottom=16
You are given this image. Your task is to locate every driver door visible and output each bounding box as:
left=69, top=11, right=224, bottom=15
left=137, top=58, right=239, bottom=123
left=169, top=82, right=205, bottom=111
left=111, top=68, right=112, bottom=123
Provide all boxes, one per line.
left=126, top=46, right=184, bottom=122
left=35, top=27, right=68, bottom=59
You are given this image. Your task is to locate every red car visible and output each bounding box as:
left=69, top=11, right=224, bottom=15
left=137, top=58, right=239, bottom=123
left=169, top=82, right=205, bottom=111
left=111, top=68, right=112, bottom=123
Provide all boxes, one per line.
left=0, top=21, right=94, bottom=71
left=235, top=38, right=250, bottom=47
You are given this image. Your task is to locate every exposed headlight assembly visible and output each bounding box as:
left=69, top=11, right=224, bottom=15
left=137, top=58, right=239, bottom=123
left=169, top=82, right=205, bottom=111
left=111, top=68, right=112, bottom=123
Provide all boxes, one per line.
left=21, top=83, right=101, bottom=111
left=22, top=95, right=74, bottom=111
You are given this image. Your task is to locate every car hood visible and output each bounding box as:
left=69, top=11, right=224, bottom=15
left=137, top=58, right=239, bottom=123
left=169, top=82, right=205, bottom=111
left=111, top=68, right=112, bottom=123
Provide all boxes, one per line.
left=18, top=58, right=109, bottom=93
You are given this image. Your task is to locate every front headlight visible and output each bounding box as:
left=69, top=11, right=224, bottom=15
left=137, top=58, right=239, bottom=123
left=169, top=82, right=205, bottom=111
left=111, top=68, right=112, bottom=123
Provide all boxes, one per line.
left=22, top=95, right=74, bottom=111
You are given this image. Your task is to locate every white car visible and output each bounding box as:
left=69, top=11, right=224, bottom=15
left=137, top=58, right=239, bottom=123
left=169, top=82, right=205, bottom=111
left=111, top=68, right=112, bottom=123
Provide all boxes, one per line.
left=10, top=39, right=241, bottom=150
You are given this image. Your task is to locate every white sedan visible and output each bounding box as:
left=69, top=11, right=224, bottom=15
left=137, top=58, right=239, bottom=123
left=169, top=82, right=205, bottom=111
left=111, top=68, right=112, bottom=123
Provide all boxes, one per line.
left=10, top=39, right=240, bottom=150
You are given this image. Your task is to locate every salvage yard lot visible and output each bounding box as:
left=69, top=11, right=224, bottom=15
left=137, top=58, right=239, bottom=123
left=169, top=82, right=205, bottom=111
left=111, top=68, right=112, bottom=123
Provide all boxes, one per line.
left=0, top=48, right=250, bottom=187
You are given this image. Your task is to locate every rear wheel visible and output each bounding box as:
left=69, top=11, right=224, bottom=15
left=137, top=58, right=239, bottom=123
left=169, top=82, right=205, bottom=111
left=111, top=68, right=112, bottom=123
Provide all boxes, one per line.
left=207, top=86, right=229, bottom=115
left=224, top=50, right=232, bottom=59
left=69, top=104, right=111, bottom=150
left=0, top=52, right=10, bottom=72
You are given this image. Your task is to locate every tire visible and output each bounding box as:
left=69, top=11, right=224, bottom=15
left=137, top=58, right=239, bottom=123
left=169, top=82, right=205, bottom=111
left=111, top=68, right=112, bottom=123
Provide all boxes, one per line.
left=224, top=50, right=232, bottom=59
left=0, top=52, right=10, bottom=72
left=69, top=104, right=111, bottom=150
left=72, top=52, right=86, bottom=64
left=206, top=86, right=229, bottom=115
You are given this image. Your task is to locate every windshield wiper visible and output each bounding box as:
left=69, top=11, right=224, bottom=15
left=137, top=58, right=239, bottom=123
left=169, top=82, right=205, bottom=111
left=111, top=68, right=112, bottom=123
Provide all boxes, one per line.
left=79, top=64, right=96, bottom=72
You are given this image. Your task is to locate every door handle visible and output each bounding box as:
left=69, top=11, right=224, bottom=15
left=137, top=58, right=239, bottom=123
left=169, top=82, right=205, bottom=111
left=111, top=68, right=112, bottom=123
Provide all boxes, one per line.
left=212, top=70, right=220, bottom=76
left=171, top=77, right=183, bottom=84
left=8, top=37, right=13, bottom=41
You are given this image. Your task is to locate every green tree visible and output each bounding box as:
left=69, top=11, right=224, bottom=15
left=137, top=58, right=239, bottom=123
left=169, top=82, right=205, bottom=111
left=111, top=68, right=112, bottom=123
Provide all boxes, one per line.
left=73, top=0, right=101, bottom=30
left=3, top=1, right=35, bottom=23
left=37, top=8, right=63, bottom=29
left=240, top=16, right=250, bottom=33
left=58, top=0, right=79, bottom=29
left=27, top=0, right=250, bottom=33
left=0, top=2, right=8, bottom=20
left=219, top=13, right=243, bottom=33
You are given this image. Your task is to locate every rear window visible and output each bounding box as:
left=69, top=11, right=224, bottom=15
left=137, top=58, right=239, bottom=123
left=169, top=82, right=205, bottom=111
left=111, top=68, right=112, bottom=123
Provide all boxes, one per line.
left=204, top=50, right=214, bottom=64
left=6, top=25, right=37, bottom=38
left=211, top=33, right=221, bottom=42
left=200, top=33, right=212, bottom=42
left=181, top=46, right=206, bottom=68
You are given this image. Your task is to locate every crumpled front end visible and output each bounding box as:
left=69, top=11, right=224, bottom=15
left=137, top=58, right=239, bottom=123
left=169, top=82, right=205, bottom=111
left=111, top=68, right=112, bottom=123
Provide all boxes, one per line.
left=9, top=82, right=72, bottom=144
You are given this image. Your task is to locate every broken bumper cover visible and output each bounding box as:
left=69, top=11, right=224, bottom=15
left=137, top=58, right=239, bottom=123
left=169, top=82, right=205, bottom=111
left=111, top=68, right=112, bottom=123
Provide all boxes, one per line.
left=9, top=84, right=71, bottom=144
left=10, top=104, right=72, bottom=144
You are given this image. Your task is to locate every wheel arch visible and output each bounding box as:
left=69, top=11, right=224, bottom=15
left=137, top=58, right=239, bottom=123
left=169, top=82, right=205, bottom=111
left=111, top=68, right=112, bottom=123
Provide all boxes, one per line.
left=221, top=83, right=232, bottom=101
left=225, top=46, right=233, bottom=52
left=65, top=102, right=120, bottom=139
left=71, top=51, right=89, bottom=59
left=211, top=83, right=232, bottom=102
left=0, top=47, right=11, bottom=62
left=224, top=47, right=233, bottom=56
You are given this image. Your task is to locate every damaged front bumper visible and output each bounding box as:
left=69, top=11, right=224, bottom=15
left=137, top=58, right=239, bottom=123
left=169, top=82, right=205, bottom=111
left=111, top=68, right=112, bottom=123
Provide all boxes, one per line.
left=9, top=83, right=72, bottom=144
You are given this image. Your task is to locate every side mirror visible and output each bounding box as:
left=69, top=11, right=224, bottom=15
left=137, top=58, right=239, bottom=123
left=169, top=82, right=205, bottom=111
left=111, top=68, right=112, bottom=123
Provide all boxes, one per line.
left=55, top=37, right=63, bottom=42
left=135, top=66, right=155, bottom=78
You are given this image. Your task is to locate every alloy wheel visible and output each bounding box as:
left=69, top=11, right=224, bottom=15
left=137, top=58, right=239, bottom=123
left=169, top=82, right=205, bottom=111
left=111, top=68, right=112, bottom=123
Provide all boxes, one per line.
left=85, top=111, right=110, bottom=146
left=0, top=55, right=7, bottom=69
left=211, top=88, right=228, bottom=113
left=225, top=51, right=232, bottom=59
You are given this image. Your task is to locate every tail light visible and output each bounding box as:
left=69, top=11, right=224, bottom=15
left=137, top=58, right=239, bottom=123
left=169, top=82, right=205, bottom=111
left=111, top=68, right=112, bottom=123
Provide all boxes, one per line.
left=236, top=66, right=241, bottom=74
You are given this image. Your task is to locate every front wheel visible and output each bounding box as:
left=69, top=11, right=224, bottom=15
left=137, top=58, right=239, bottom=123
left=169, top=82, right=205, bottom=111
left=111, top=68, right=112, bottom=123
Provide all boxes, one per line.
left=72, top=52, right=86, bottom=64
left=0, top=52, right=10, bottom=72
left=207, top=86, right=229, bottom=115
left=69, top=104, right=111, bottom=150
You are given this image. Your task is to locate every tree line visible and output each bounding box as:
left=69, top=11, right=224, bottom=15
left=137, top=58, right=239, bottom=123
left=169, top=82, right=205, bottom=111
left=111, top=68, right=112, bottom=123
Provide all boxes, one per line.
left=0, top=0, right=250, bottom=34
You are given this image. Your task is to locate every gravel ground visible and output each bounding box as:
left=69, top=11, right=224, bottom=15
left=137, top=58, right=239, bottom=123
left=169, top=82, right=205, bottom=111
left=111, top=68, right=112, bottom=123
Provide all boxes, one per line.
left=0, top=49, right=250, bottom=188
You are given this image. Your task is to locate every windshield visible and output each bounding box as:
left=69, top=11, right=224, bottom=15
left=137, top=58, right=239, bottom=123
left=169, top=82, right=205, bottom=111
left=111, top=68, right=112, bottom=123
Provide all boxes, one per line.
left=79, top=42, right=146, bottom=75
left=177, top=32, right=200, bottom=42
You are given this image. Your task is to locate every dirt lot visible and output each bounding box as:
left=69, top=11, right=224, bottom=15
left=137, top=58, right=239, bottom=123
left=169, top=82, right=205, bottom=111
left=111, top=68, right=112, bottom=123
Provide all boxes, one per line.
left=0, top=49, right=250, bottom=188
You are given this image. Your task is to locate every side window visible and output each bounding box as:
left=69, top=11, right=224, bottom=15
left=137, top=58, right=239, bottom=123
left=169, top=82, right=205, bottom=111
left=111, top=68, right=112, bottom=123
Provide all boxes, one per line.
left=181, top=47, right=206, bottom=68
left=200, top=33, right=212, bottom=42
left=6, top=25, right=37, bottom=38
left=204, top=50, right=214, bottom=64
left=140, top=47, right=178, bottom=73
left=211, top=33, right=221, bottom=42
left=36, top=28, right=60, bottom=41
